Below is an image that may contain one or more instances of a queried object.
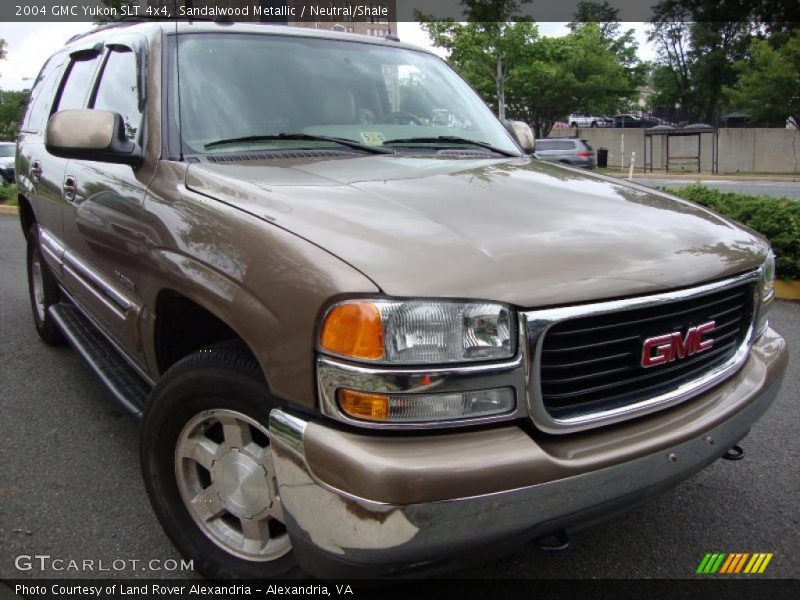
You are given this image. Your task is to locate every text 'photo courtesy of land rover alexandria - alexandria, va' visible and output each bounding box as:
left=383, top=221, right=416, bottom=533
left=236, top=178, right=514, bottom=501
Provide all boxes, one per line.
left=14, top=21, right=787, bottom=580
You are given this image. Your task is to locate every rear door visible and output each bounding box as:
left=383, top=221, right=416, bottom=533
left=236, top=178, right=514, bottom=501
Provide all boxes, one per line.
left=59, top=36, right=150, bottom=369
left=16, top=50, right=69, bottom=244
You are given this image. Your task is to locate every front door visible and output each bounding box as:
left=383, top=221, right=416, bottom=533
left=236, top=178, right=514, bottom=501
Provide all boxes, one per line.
left=59, top=39, right=151, bottom=370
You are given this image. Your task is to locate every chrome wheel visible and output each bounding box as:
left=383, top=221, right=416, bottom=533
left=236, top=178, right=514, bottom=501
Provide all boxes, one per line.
left=31, top=247, right=46, bottom=322
left=175, top=409, right=290, bottom=562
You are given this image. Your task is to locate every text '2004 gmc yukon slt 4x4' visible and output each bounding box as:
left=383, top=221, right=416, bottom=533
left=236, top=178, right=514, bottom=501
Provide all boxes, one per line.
left=16, top=22, right=787, bottom=579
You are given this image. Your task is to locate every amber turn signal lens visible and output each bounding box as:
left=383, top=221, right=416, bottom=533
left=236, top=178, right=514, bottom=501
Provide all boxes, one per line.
left=338, top=389, right=389, bottom=421
left=320, top=302, right=384, bottom=360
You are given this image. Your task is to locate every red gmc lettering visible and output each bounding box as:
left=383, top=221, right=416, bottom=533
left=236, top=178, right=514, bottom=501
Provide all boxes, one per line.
left=641, top=321, right=716, bottom=368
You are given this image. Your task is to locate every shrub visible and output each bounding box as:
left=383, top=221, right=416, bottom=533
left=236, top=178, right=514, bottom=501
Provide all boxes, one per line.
left=665, top=183, right=800, bottom=280
left=0, top=183, right=18, bottom=206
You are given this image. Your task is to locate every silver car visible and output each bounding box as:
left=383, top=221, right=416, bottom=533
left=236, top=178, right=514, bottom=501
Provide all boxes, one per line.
left=533, top=138, right=595, bottom=169
left=0, top=142, right=15, bottom=184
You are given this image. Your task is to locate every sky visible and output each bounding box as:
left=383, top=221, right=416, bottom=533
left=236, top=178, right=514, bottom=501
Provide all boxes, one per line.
left=0, top=21, right=656, bottom=91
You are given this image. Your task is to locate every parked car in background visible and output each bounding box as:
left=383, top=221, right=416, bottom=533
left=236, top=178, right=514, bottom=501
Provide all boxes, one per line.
left=612, top=114, right=660, bottom=128
left=0, top=142, right=16, bottom=183
left=568, top=114, right=608, bottom=128
left=533, top=137, right=595, bottom=168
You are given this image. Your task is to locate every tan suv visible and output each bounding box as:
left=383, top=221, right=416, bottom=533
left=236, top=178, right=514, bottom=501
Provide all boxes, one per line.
left=16, top=21, right=787, bottom=579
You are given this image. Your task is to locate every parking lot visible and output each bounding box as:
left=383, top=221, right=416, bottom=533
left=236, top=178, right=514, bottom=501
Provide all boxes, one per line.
left=1, top=211, right=798, bottom=580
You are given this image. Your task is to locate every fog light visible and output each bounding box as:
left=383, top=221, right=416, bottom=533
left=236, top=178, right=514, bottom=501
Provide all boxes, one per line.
left=337, top=388, right=515, bottom=423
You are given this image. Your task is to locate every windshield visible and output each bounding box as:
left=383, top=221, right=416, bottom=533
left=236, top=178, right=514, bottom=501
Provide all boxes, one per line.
left=174, top=33, right=520, bottom=156
left=0, top=145, right=15, bottom=157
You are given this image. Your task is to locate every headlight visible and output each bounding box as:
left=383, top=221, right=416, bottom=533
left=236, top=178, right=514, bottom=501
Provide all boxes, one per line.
left=319, top=299, right=514, bottom=364
left=756, top=250, right=776, bottom=338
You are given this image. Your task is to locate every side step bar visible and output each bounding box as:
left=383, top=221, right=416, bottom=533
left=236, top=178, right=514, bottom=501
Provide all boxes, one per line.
left=49, top=303, right=151, bottom=417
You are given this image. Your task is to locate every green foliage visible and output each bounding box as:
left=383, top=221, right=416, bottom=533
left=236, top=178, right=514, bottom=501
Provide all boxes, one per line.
left=421, top=11, right=642, bottom=137
left=421, top=20, right=537, bottom=121
left=667, top=183, right=800, bottom=279
left=0, top=89, right=29, bottom=140
left=724, top=30, right=800, bottom=126
left=0, top=183, right=18, bottom=205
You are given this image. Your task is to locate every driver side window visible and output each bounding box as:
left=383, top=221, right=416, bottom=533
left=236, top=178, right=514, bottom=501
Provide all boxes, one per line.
left=92, top=48, right=142, bottom=141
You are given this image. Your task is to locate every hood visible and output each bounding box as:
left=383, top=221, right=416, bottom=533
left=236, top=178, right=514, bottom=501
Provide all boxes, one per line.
left=185, top=155, right=768, bottom=308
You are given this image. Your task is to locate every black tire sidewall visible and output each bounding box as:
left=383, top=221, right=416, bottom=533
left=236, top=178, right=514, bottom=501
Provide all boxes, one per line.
left=141, top=361, right=298, bottom=580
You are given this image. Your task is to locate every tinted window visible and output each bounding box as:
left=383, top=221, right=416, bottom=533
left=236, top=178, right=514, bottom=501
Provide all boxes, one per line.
left=55, top=54, right=100, bottom=112
left=537, top=140, right=574, bottom=151
left=93, top=48, right=142, bottom=140
left=0, top=145, right=15, bottom=157
left=22, top=53, right=66, bottom=133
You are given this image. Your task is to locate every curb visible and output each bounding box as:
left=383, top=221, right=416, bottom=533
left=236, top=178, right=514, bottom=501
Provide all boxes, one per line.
left=775, top=280, right=800, bottom=301
left=0, top=205, right=19, bottom=215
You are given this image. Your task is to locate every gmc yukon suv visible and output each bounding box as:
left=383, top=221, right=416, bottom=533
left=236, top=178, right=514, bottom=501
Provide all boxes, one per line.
left=16, top=22, right=787, bottom=579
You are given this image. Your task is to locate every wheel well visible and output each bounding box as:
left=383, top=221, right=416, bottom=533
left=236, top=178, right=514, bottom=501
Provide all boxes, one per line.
left=18, top=196, right=34, bottom=240
left=154, top=290, right=244, bottom=374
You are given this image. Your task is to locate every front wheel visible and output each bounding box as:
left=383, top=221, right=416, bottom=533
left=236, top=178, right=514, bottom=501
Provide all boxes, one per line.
left=140, top=341, right=299, bottom=579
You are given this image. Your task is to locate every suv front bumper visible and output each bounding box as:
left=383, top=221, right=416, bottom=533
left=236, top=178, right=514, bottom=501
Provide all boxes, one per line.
left=268, top=328, right=787, bottom=578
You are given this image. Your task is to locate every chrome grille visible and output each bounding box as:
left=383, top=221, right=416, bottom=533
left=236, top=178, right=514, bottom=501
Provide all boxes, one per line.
left=528, top=275, right=758, bottom=431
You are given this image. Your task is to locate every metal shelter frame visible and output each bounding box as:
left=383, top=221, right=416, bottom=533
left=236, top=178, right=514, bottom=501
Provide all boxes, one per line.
left=644, top=125, right=718, bottom=174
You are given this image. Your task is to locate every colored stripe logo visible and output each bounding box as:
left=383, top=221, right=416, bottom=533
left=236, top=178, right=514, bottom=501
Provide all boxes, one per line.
left=696, top=552, right=773, bottom=574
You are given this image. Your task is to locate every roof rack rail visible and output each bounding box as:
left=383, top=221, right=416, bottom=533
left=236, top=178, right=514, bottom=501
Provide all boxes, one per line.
left=66, top=20, right=140, bottom=44
left=65, top=15, right=227, bottom=44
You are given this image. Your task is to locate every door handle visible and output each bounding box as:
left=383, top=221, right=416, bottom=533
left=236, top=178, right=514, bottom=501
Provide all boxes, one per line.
left=63, top=176, right=78, bottom=203
left=30, top=160, right=42, bottom=182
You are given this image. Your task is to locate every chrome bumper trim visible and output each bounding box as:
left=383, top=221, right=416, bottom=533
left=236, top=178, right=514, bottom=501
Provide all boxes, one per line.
left=523, top=270, right=763, bottom=433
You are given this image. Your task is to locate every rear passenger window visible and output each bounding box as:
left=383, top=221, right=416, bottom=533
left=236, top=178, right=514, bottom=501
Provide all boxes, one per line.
left=22, top=53, right=66, bottom=133
left=55, top=53, right=101, bottom=112
left=93, top=48, right=142, bottom=141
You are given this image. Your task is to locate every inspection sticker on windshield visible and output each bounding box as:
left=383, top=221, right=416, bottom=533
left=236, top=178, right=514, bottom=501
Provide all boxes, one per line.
left=359, top=131, right=385, bottom=146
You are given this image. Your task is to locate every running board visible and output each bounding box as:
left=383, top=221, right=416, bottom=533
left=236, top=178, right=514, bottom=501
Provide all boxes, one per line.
left=49, top=303, right=151, bottom=417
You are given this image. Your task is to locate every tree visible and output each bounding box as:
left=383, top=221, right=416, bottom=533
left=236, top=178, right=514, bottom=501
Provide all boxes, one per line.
left=648, top=1, right=760, bottom=123
left=568, top=1, right=646, bottom=110
left=725, top=30, right=800, bottom=126
left=509, top=24, right=638, bottom=136
left=0, top=89, right=29, bottom=140
left=418, top=0, right=533, bottom=120
left=421, top=20, right=536, bottom=121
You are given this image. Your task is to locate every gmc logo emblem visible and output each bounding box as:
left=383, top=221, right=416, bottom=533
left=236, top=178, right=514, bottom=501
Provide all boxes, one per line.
left=641, top=321, right=716, bottom=368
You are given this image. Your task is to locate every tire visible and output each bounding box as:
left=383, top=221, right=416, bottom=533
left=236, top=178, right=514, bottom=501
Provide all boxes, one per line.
left=591, top=121, right=598, bottom=128
left=140, top=340, right=301, bottom=579
left=570, top=122, right=578, bottom=128
left=27, top=226, right=66, bottom=346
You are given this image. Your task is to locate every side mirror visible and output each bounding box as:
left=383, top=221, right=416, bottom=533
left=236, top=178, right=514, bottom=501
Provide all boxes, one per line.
left=45, top=109, right=142, bottom=166
left=505, top=120, right=534, bottom=154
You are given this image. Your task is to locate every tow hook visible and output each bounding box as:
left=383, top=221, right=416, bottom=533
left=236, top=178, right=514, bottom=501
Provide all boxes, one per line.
left=536, top=530, right=570, bottom=551
left=723, top=445, right=745, bottom=461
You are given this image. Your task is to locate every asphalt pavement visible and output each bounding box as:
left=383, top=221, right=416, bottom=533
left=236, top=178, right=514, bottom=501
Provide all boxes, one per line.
left=0, top=212, right=798, bottom=580
left=631, top=178, right=800, bottom=199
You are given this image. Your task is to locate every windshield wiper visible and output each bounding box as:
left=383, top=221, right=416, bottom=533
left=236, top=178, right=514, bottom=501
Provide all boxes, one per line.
left=384, top=136, right=519, bottom=157
left=204, top=133, right=394, bottom=154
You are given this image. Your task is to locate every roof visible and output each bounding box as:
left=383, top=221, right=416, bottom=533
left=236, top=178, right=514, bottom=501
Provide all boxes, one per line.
left=64, top=20, right=433, bottom=55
